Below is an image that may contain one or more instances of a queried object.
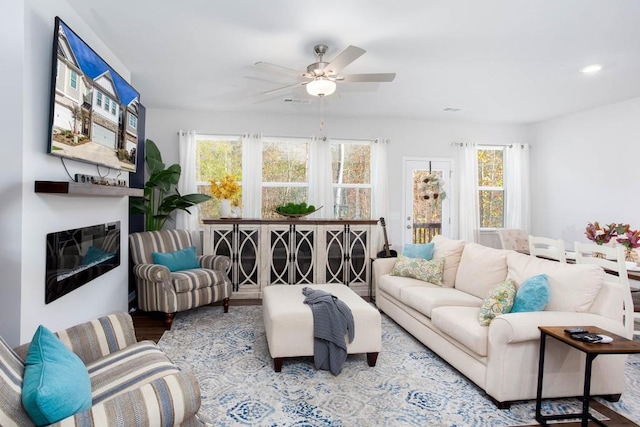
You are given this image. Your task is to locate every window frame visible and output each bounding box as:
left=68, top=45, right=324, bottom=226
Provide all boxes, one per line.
left=70, top=70, right=78, bottom=89
left=477, top=145, right=505, bottom=229
left=330, top=139, right=373, bottom=219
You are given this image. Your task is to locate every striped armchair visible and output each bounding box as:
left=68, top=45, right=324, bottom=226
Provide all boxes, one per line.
left=1, top=312, right=205, bottom=426
left=129, top=230, right=232, bottom=329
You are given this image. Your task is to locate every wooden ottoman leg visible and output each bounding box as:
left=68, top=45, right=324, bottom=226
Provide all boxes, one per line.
left=367, top=352, right=379, bottom=367
left=273, top=357, right=284, bottom=372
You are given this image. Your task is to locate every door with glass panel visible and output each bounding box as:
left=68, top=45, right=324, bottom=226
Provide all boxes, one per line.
left=403, top=159, right=452, bottom=245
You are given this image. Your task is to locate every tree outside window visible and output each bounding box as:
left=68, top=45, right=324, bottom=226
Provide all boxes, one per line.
left=262, top=138, right=309, bottom=218
left=195, top=136, right=242, bottom=219
left=477, top=147, right=504, bottom=228
left=331, top=141, right=371, bottom=219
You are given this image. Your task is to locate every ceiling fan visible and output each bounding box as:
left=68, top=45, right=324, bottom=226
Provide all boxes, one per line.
left=254, top=44, right=396, bottom=97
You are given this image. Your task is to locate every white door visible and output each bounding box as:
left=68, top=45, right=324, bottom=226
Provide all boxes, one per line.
left=403, top=159, right=452, bottom=246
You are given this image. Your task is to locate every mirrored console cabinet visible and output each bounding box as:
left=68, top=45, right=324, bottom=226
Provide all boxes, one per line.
left=202, top=219, right=377, bottom=299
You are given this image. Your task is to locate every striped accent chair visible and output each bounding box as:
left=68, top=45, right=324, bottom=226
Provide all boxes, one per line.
left=129, top=230, right=232, bottom=329
left=1, top=312, right=205, bottom=426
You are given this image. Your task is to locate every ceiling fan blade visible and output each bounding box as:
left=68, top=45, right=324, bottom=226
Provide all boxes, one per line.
left=254, top=61, right=305, bottom=78
left=338, top=73, right=396, bottom=83
left=260, top=81, right=308, bottom=96
left=325, top=45, right=366, bottom=75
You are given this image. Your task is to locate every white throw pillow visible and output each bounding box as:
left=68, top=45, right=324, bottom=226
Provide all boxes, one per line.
left=455, top=242, right=510, bottom=299
left=431, top=235, right=466, bottom=287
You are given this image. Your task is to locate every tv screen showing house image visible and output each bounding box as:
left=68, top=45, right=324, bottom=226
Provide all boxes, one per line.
left=47, top=16, right=140, bottom=172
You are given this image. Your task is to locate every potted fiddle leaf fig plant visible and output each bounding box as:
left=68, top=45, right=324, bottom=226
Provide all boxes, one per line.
left=130, top=139, right=211, bottom=231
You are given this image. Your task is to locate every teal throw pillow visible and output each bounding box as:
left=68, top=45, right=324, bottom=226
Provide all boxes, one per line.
left=403, top=243, right=435, bottom=260
left=152, top=246, right=200, bottom=272
left=511, top=274, right=551, bottom=313
left=390, top=254, right=445, bottom=284
left=478, top=280, right=517, bottom=326
left=22, top=326, right=92, bottom=426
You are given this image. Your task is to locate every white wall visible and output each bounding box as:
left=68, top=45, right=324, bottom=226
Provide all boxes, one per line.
left=529, top=96, right=640, bottom=246
left=0, top=0, right=25, bottom=347
left=145, top=108, right=528, bottom=249
left=0, top=0, right=132, bottom=346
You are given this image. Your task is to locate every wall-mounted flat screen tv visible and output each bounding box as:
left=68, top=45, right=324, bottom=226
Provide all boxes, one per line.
left=47, top=16, right=140, bottom=172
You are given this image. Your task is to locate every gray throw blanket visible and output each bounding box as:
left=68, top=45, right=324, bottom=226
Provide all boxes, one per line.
left=302, top=287, right=355, bottom=375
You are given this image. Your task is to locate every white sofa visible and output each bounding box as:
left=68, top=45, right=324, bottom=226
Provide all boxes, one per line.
left=373, top=235, right=628, bottom=408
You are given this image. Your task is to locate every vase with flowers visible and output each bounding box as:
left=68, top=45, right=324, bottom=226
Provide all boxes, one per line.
left=615, top=224, right=640, bottom=263
left=585, top=222, right=616, bottom=258
left=210, top=175, right=241, bottom=218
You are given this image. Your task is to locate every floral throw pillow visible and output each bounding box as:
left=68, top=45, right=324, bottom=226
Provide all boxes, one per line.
left=389, top=255, right=445, bottom=284
left=478, top=279, right=517, bottom=326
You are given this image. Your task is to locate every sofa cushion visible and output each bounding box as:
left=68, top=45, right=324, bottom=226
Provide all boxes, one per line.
left=22, top=326, right=92, bottom=426
left=507, top=251, right=604, bottom=312
left=401, top=287, right=483, bottom=318
left=378, top=274, right=436, bottom=300
left=0, top=336, right=32, bottom=427
left=431, top=306, right=489, bottom=357
left=478, top=280, right=516, bottom=326
left=511, top=274, right=551, bottom=313
left=390, top=255, right=444, bottom=284
left=455, top=243, right=510, bottom=299
left=87, top=340, right=181, bottom=404
left=403, top=243, right=434, bottom=260
left=431, top=235, right=466, bottom=287
left=171, top=268, right=228, bottom=293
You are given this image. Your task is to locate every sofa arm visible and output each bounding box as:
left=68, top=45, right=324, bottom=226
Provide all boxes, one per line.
left=198, top=254, right=231, bottom=271
left=373, top=257, right=397, bottom=278
left=51, top=371, right=203, bottom=427
left=14, top=313, right=137, bottom=365
left=489, top=311, right=627, bottom=345
left=133, top=263, right=171, bottom=282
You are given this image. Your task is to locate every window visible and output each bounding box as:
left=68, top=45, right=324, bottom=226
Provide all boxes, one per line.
left=129, top=115, right=137, bottom=129
left=477, top=146, right=504, bottom=228
left=262, top=137, right=309, bottom=218
left=331, top=140, right=371, bottom=219
left=96, top=91, right=102, bottom=107
left=194, top=134, right=375, bottom=221
left=70, top=70, right=77, bottom=89
left=195, top=135, right=243, bottom=219
left=104, top=97, right=110, bottom=111
left=111, top=102, right=116, bottom=115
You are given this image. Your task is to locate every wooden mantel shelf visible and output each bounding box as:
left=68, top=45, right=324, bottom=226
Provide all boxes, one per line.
left=34, top=180, right=143, bottom=197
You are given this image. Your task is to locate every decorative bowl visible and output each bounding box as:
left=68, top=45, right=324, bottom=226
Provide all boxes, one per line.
left=274, top=206, right=323, bottom=219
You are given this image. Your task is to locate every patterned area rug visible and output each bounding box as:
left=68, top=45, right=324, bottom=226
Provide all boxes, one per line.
left=157, top=305, right=640, bottom=426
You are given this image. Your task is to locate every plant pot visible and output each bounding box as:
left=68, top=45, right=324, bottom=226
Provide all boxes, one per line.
left=219, top=199, right=232, bottom=218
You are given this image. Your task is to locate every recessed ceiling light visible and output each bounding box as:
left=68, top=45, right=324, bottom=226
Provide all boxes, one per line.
left=580, top=64, right=602, bottom=74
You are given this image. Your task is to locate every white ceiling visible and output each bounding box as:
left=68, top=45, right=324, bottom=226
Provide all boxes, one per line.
left=65, top=0, right=640, bottom=124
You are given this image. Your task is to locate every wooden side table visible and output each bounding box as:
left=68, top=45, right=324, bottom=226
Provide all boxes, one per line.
left=536, top=326, right=640, bottom=426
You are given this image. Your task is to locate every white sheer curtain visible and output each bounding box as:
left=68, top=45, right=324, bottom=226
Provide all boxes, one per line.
left=456, top=142, right=480, bottom=242
left=308, top=136, right=333, bottom=218
left=176, top=130, right=199, bottom=241
left=504, top=144, right=531, bottom=231
left=242, top=133, right=263, bottom=218
left=371, top=139, right=390, bottom=253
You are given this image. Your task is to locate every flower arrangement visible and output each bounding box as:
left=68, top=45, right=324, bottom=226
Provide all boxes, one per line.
left=210, top=175, right=241, bottom=203
left=585, top=222, right=617, bottom=245
left=417, top=173, right=447, bottom=202
left=615, top=224, right=640, bottom=250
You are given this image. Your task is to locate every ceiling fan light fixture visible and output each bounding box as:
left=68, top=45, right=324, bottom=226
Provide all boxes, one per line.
left=306, top=78, right=336, bottom=97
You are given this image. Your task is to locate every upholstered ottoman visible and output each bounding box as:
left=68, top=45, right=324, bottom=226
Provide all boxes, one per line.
left=262, top=283, right=382, bottom=372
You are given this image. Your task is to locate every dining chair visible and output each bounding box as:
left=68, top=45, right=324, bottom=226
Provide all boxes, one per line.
left=496, top=228, right=529, bottom=252
left=574, top=242, right=637, bottom=338
left=528, top=235, right=567, bottom=263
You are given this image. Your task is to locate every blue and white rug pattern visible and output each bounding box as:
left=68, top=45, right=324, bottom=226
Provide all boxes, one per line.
left=157, top=305, right=640, bottom=426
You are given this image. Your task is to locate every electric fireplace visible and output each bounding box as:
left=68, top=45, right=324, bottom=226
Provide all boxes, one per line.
left=45, top=222, right=120, bottom=304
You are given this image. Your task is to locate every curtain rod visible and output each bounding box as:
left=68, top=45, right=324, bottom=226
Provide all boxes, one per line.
left=451, top=142, right=530, bottom=149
